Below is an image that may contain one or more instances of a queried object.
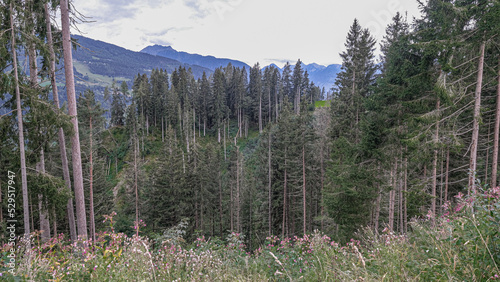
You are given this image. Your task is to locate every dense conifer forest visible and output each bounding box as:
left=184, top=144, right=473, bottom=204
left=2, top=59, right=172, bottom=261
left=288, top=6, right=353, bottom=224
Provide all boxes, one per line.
left=1, top=0, right=500, bottom=280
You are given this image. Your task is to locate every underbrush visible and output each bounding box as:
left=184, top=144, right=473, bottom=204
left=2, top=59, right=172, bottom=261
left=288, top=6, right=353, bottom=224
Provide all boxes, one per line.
left=1, top=186, right=499, bottom=281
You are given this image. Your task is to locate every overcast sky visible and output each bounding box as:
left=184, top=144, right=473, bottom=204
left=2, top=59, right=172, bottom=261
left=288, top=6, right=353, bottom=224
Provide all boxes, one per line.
left=72, top=0, right=422, bottom=66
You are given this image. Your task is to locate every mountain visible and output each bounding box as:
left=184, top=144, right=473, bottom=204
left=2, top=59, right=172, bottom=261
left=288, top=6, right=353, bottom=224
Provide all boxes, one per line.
left=69, top=35, right=212, bottom=97
left=140, top=44, right=341, bottom=91
left=140, top=45, right=250, bottom=71
left=304, top=63, right=341, bottom=91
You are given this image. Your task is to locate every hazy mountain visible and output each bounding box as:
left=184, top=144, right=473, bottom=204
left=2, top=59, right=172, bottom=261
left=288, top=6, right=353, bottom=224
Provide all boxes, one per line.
left=304, top=63, right=341, bottom=91
left=140, top=45, right=250, bottom=71
left=141, top=44, right=340, bottom=91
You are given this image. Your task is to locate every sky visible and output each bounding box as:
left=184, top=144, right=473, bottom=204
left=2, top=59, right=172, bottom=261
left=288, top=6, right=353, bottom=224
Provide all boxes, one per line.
left=72, top=0, right=422, bottom=66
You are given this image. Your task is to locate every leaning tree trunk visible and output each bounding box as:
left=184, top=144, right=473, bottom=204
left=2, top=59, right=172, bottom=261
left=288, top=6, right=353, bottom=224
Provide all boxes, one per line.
left=44, top=3, right=77, bottom=241
left=61, top=0, right=88, bottom=239
left=469, top=41, right=485, bottom=193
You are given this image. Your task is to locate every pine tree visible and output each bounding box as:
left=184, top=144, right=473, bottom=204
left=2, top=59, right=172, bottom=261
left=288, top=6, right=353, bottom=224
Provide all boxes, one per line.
left=327, top=19, right=378, bottom=239
left=111, top=81, right=126, bottom=127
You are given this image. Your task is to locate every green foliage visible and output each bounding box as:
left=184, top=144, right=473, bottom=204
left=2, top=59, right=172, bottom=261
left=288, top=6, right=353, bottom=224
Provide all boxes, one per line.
left=3, top=187, right=498, bottom=281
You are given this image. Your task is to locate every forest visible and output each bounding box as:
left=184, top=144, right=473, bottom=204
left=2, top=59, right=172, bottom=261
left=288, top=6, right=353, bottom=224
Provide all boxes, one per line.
left=1, top=0, right=500, bottom=280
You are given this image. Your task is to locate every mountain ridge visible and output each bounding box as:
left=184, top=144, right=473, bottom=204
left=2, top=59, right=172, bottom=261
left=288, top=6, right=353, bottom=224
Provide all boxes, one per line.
left=140, top=44, right=340, bottom=90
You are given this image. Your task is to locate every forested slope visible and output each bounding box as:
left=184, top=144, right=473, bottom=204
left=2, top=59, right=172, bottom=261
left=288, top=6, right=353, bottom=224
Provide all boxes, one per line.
left=1, top=0, right=500, bottom=280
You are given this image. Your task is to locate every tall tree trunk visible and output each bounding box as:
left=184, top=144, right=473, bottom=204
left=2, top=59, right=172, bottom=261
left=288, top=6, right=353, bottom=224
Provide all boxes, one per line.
left=268, top=86, right=271, bottom=124
left=268, top=129, right=272, bottom=236
left=37, top=151, right=51, bottom=243
left=374, top=183, right=381, bottom=233
left=282, top=149, right=287, bottom=238
left=193, top=109, right=196, bottom=145
left=302, top=145, right=306, bottom=235
left=61, top=0, right=88, bottom=239
left=89, top=116, right=95, bottom=242
left=28, top=14, right=51, bottom=242
left=134, top=126, right=139, bottom=237
left=469, top=41, right=486, bottom=193
left=485, top=119, right=491, bottom=184
left=404, top=155, right=408, bottom=233
left=389, top=160, right=397, bottom=232
left=236, top=146, right=240, bottom=233
left=259, top=93, right=263, bottom=133
left=432, top=99, right=440, bottom=225
left=10, top=2, right=30, bottom=241
left=399, top=153, right=404, bottom=233
left=224, top=120, right=226, bottom=161
left=491, top=57, right=500, bottom=188
left=275, top=85, right=279, bottom=121
left=320, top=144, right=325, bottom=231
left=219, top=170, right=223, bottom=236
left=230, top=166, right=234, bottom=232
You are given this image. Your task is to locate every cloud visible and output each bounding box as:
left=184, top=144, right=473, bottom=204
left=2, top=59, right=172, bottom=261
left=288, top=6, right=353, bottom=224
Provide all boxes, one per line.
left=141, top=27, right=192, bottom=37
left=80, top=0, right=138, bottom=23
left=183, top=0, right=244, bottom=19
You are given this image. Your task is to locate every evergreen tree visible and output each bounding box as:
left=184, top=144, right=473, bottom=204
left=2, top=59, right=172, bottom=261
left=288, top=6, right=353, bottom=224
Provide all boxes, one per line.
left=111, top=81, right=126, bottom=127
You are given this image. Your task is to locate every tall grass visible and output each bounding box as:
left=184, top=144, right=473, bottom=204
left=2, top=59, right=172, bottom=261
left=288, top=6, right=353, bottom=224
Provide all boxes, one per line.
left=1, top=186, right=498, bottom=281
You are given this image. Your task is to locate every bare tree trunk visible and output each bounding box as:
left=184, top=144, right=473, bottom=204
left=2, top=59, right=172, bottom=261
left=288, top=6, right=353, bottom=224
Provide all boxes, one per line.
left=219, top=170, right=223, bottom=236
left=89, top=116, right=95, bottom=242
left=491, top=57, right=500, bottom=188
left=469, top=41, right=486, bottom=193
left=195, top=193, right=199, bottom=230
left=236, top=145, right=240, bottom=233
left=432, top=99, right=440, bottom=225
left=374, top=183, right=381, bottom=233
left=52, top=207, right=57, bottom=236
left=10, top=2, right=31, bottom=241
left=134, top=127, right=139, bottom=237
left=404, top=155, right=408, bottom=233
left=485, top=119, right=491, bottom=184
left=275, top=85, right=279, bottom=122
left=302, top=145, right=306, bottom=235
left=259, top=93, right=263, bottom=133
left=224, top=120, right=226, bottom=161
left=440, top=150, right=445, bottom=214
left=399, top=154, right=404, bottom=233
left=27, top=14, right=51, bottom=242
left=193, top=109, right=196, bottom=145
left=268, top=129, right=272, bottom=236
left=389, top=160, right=396, bottom=232
left=282, top=149, right=287, bottom=238
left=37, top=151, right=51, bottom=243
left=61, top=0, right=88, bottom=239
left=320, top=144, right=325, bottom=231
left=230, top=167, right=234, bottom=232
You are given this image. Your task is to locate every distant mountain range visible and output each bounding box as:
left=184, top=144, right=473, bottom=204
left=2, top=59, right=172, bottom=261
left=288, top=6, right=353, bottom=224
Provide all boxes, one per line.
left=70, top=35, right=211, bottom=96
left=59, top=35, right=340, bottom=103
left=140, top=44, right=340, bottom=91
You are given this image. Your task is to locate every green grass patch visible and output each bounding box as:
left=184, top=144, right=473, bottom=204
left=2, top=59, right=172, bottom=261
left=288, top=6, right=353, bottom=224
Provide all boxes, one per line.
left=315, top=100, right=331, bottom=108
